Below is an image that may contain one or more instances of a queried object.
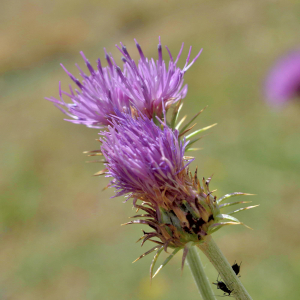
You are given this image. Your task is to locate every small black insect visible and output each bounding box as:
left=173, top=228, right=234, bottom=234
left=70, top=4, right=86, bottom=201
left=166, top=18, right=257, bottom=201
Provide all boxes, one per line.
left=232, top=261, right=242, bottom=277
left=213, top=274, right=233, bottom=297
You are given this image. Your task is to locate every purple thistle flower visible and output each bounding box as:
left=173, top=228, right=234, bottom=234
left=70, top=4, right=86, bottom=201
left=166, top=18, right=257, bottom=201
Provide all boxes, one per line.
left=265, top=50, right=300, bottom=105
left=46, top=38, right=202, bottom=128
left=99, top=112, right=257, bottom=277
left=100, top=111, right=194, bottom=206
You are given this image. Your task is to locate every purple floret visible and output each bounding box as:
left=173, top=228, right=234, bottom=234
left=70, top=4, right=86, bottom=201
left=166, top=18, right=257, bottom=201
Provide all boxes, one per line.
left=265, top=50, right=300, bottom=105
left=46, top=37, right=202, bottom=128
left=100, top=112, right=194, bottom=206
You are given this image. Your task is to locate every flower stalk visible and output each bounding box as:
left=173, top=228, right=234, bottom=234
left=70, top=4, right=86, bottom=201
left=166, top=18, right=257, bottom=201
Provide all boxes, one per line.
left=198, top=236, right=252, bottom=300
left=186, top=246, right=216, bottom=300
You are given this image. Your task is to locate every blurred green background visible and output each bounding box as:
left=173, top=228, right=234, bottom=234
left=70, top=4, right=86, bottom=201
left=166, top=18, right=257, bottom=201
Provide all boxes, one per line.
left=1, top=0, right=300, bottom=299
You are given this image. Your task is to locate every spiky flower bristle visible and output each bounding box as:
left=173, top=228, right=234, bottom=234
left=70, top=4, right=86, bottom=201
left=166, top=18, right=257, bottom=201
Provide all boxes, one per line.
left=126, top=173, right=257, bottom=278
left=93, top=112, right=257, bottom=278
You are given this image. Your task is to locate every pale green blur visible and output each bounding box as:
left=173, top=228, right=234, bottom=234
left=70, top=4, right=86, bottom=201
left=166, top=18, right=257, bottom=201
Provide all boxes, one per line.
left=1, top=1, right=300, bottom=299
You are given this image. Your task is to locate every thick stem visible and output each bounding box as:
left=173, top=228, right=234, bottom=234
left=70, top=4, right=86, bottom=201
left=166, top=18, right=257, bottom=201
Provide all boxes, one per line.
left=198, top=236, right=252, bottom=300
left=186, top=246, right=216, bottom=300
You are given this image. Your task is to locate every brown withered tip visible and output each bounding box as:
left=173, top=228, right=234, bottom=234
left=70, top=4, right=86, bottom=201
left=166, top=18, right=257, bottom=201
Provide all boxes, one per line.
left=125, top=175, right=258, bottom=278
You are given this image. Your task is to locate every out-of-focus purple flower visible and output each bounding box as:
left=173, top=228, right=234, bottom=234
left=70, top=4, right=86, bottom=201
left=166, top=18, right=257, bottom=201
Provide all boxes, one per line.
left=265, top=50, right=300, bottom=105
left=46, top=38, right=202, bottom=128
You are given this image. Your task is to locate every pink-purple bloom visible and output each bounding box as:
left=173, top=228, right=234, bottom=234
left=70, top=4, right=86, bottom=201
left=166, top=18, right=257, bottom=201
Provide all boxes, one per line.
left=265, top=50, right=300, bottom=105
left=46, top=36, right=258, bottom=279
left=100, top=111, right=194, bottom=204
left=99, top=112, right=256, bottom=271
left=46, top=38, right=202, bottom=128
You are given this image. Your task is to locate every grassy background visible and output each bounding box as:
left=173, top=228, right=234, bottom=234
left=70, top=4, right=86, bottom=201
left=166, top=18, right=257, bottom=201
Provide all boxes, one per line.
left=1, top=0, right=300, bottom=299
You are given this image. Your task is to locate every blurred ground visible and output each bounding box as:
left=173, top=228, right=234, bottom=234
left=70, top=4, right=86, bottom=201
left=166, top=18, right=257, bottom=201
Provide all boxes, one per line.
left=1, top=0, right=300, bottom=299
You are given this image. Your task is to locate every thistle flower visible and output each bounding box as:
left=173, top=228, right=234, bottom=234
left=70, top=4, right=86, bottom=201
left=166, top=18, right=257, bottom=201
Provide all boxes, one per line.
left=47, top=36, right=257, bottom=299
left=265, top=50, right=300, bottom=105
left=46, top=38, right=202, bottom=128
left=99, top=112, right=257, bottom=278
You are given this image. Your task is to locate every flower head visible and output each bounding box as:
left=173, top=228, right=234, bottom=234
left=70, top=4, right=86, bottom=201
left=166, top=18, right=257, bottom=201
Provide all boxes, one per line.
left=46, top=38, right=202, bottom=128
left=99, top=112, right=257, bottom=277
left=100, top=111, right=194, bottom=205
left=265, top=50, right=300, bottom=105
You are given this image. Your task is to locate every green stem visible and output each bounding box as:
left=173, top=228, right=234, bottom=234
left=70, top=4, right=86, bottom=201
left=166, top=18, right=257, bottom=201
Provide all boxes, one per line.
left=186, top=246, right=216, bottom=300
left=198, top=236, right=252, bottom=300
